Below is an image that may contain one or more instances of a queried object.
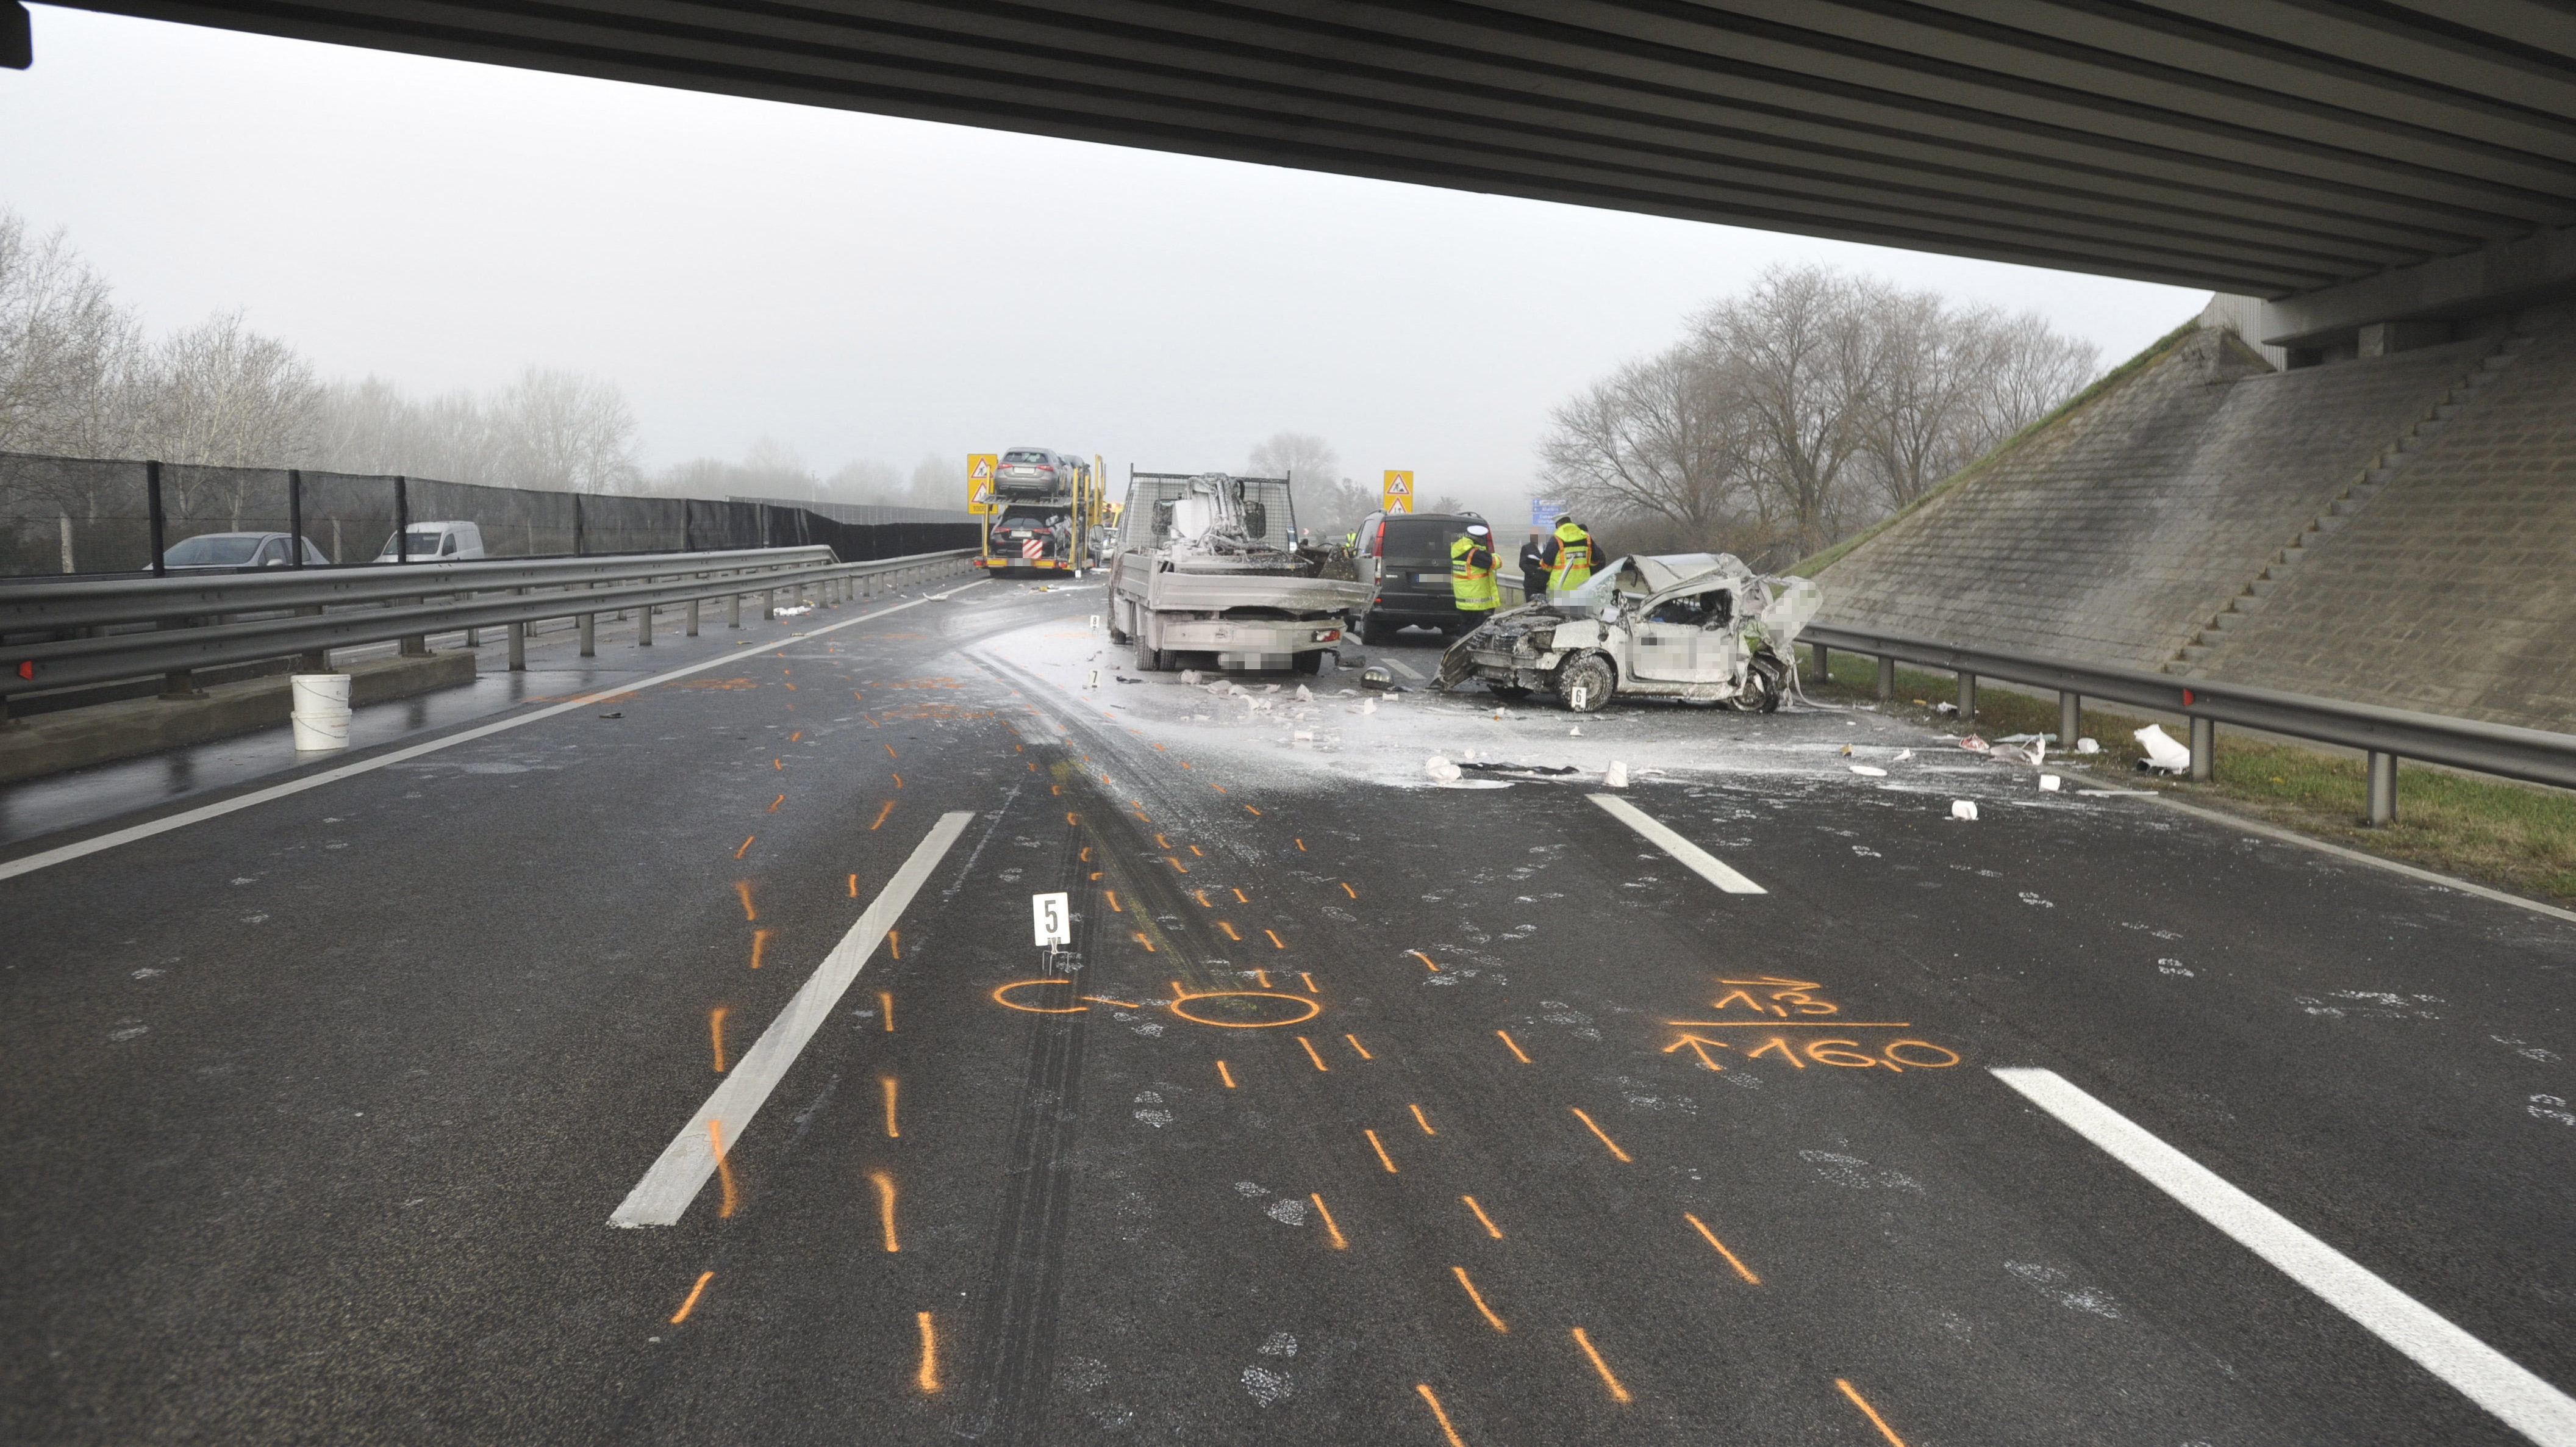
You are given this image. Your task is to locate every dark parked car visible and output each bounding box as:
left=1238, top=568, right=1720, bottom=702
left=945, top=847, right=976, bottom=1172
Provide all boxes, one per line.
left=1351, top=510, right=1490, bottom=645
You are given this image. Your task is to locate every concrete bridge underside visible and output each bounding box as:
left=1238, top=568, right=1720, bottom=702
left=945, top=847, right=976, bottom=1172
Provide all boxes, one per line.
left=37, top=1, right=2576, bottom=341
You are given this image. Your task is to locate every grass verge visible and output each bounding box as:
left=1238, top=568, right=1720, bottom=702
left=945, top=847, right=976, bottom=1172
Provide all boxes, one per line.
left=1802, top=650, right=2576, bottom=911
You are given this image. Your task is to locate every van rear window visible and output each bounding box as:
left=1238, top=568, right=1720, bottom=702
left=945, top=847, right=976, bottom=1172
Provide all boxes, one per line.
left=1381, top=518, right=1471, bottom=563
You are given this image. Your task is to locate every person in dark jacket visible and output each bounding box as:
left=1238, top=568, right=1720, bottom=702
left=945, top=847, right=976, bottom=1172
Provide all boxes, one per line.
left=1519, top=532, right=1550, bottom=603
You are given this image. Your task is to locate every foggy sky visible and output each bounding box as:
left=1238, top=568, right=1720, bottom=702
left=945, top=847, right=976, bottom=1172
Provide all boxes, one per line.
left=5, top=6, right=2206, bottom=522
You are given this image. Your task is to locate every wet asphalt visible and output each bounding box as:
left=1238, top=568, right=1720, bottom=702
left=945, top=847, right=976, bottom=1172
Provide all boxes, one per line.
left=2, top=581, right=2571, bottom=1446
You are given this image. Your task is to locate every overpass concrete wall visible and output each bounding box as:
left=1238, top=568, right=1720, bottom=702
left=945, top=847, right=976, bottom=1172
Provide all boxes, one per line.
left=1812, top=314, right=2574, bottom=731
left=2189, top=311, right=2576, bottom=728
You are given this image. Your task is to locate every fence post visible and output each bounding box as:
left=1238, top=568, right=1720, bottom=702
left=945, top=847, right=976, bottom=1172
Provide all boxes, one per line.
left=1875, top=655, right=1894, bottom=701
left=1955, top=670, right=1975, bottom=723
left=288, top=469, right=305, bottom=568
left=395, top=475, right=409, bottom=562
left=147, top=460, right=166, bottom=578
left=2366, top=751, right=2399, bottom=825
left=2058, top=691, right=2080, bottom=749
left=2189, top=716, right=2215, bottom=781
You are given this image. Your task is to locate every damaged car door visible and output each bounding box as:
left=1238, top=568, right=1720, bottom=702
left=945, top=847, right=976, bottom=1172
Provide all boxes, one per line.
left=1626, top=585, right=1741, bottom=684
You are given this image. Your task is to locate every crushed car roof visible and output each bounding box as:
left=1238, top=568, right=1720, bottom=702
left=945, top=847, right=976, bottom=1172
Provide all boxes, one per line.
left=1616, top=552, right=1754, bottom=594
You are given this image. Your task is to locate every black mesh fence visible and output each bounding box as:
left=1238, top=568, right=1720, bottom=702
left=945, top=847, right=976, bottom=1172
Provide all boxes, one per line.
left=0, top=451, right=981, bottom=579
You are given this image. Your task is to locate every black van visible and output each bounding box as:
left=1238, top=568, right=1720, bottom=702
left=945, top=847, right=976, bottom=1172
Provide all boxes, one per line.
left=1353, top=510, right=1490, bottom=645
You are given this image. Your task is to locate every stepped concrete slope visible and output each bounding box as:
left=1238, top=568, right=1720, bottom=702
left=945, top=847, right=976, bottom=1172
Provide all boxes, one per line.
left=1812, top=320, right=2573, bottom=730
left=2191, top=314, right=2576, bottom=730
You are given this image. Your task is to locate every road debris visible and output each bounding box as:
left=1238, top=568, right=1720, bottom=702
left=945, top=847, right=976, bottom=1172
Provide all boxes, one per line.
left=2134, top=725, right=2193, bottom=773
left=1850, top=765, right=1887, bottom=777
left=1951, top=800, right=1979, bottom=820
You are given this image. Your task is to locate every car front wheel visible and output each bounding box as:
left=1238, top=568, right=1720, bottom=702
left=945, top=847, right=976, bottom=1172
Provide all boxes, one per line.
left=1553, top=653, right=1615, bottom=713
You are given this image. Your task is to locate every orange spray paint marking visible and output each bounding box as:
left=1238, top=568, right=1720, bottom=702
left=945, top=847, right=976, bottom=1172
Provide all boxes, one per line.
left=767, top=794, right=784, bottom=812
left=1410, top=1103, right=1437, bottom=1135
left=1340, top=881, right=1358, bottom=899
left=1165, top=856, right=1190, bottom=874
left=870, top=800, right=896, bottom=830
left=1345, top=1033, right=1373, bottom=1060
left=749, top=928, right=772, bottom=971
left=1066, top=811, right=1079, bottom=826
left=878, top=991, right=894, bottom=1030
left=773, top=759, right=783, bottom=770
left=1216, top=1060, right=1236, bottom=1089
left=892, top=773, right=903, bottom=788
left=888, top=930, right=901, bottom=959
left=870, top=1169, right=900, bottom=1252
left=1462, top=1195, right=1503, bottom=1238
left=1253, top=969, right=1271, bottom=988
left=1572, top=1329, right=1632, bottom=1403
left=789, top=731, right=802, bottom=742
left=710, top=1119, right=739, bottom=1218
left=1188, top=844, right=1204, bottom=856
left=1105, top=891, right=1122, bottom=913
left=1451, top=1266, right=1508, bottom=1332
left=1132, top=932, right=1156, bottom=952
left=848, top=873, right=859, bottom=897
left=1495, top=1030, right=1531, bottom=1063
left=1296, top=1036, right=1331, bottom=1071
left=1837, top=1381, right=1908, bottom=1446
left=1415, top=1385, right=1467, bottom=1447
left=735, top=881, right=757, bottom=918
left=1366, top=1129, right=1400, bottom=1173
left=1217, top=921, right=1241, bottom=941
left=1298, top=972, right=1318, bottom=994
left=1232, top=888, right=1249, bottom=903
left=1412, top=951, right=1441, bottom=972
left=1264, top=929, right=1286, bottom=950
left=1293, top=838, right=1304, bottom=850
left=1311, top=1193, right=1347, bottom=1250
left=1684, top=1213, right=1761, bottom=1284
left=915, top=1312, right=941, bottom=1393
left=1570, top=1107, right=1632, bottom=1162
left=1244, top=805, right=1260, bottom=815
left=1155, top=833, right=1171, bottom=849
left=881, top=1077, right=900, bottom=1138
left=884, top=742, right=898, bottom=759
left=1191, top=888, right=1211, bottom=908
left=668, top=1271, right=715, bottom=1324
left=735, top=836, right=756, bottom=860
left=710, top=1007, right=729, bottom=1072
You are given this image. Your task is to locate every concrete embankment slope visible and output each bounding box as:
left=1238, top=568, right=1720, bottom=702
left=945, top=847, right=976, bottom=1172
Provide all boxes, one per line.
left=1812, top=314, right=2575, bottom=733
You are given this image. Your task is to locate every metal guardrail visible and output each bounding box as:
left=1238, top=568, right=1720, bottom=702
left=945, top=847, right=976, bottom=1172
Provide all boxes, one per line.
left=2, top=547, right=976, bottom=709
left=1800, top=620, right=2576, bottom=825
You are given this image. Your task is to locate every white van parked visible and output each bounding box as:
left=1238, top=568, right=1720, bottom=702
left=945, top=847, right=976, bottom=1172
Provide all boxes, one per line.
left=374, top=521, right=485, bottom=562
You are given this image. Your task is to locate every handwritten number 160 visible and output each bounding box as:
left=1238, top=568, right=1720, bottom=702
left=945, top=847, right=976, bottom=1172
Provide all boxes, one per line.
left=1750, top=1038, right=1960, bottom=1071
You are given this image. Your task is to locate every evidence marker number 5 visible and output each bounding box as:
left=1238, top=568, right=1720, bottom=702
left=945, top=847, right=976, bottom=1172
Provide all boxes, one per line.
left=1032, top=892, right=1072, bottom=947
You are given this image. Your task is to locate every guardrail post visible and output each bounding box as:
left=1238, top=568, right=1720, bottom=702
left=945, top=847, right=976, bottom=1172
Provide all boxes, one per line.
left=687, top=598, right=700, bottom=637
left=1875, top=655, right=1894, bottom=701
left=1955, top=670, right=1975, bottom=722
left=728, top=593, right=741, bottom=630
left=508, top=620, right=526, bottom=671
left=2059, top=691, right=2080, bottom=749
left=2189, top=716, right=2215, bottom=781
left=764, top=589, right=776, bottom=621
left=579, top=611, right=596, bottom=657
left=1811, top=642, right=1830, bottom=686
left=2367, top=751, right=2399, bottom=825
left=399, top=597, right=428, bottom=657
left=638, top=599, right=653, bottom=647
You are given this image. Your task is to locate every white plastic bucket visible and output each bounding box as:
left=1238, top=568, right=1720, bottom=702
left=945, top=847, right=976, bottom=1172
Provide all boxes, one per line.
left=291, top=673, right=352, bottom=751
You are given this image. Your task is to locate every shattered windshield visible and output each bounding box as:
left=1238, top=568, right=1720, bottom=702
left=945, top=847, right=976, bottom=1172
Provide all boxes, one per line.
left=1555, top=567, right=1623, bottom=612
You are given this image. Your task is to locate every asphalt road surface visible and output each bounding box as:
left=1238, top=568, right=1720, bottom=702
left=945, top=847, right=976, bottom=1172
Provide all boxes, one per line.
left=5, top=578, right=2571, bottom=1446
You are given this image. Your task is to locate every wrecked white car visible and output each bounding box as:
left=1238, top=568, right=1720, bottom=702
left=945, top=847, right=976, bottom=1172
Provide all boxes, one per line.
left=1434, top=552, right=1821, bottom=713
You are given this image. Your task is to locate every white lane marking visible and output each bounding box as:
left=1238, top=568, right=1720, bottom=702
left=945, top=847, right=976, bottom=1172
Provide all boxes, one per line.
left=1992, top=1066, right=2576, bottom=1446
left=1377, top=656, right=1424, bottom=680
left=0, top=581, right=988, bottom=884
left=611, top=810, right=974, bottom=1228
left=1587, top=794, right=1765, bottom=895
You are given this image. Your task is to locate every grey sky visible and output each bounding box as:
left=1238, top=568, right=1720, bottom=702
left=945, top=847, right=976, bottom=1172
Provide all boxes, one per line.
left=6, top=6, right=2205, bottom=520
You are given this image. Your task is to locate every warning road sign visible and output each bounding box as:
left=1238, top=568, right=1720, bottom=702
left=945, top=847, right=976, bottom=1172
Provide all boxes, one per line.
left=1382, top=470, right=1414, bottom=515
left=967, top=453, right=998, bottom=514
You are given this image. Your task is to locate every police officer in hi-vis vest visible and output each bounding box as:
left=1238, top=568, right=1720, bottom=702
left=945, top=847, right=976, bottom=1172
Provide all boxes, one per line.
left=1542, top=517, right=1595, bottom=594
left=1449, top=523, right=1500, bottom=622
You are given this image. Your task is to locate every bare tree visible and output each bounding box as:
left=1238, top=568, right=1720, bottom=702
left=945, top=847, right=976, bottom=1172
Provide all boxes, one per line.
left=826, top=456, right=901, bottom=505
left=1694, top=265, right=1897, bottom=558
left=1247, top=431, right=1337, bottom=485
left=0, top=212, right=141, bottom=458
left=488, top=366, right=639, bottom=492
left=905, top=453, right=960, bottom=511
left=131, top=311, right=322, bottom=468
left=1854, top=302, right=2102, bottom=510
left=1537, top=343, right=1753, bottom=545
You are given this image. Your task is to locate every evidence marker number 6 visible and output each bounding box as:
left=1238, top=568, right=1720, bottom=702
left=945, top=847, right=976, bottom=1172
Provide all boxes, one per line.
left=1032, top=892, right=1072, bottom=947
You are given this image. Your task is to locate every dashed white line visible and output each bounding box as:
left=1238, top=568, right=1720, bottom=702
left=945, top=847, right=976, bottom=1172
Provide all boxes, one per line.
left=0, top=581, right=987, bottom=883
left=1586, top=794, right=1765, bottom=895
left=611, top=810, right=975, bottom=1227
left=1993, top=1066, right=2576, bottom=1446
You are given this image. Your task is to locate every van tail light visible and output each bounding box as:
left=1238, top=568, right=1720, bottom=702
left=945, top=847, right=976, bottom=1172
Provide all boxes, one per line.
left=1366, top=521, right=1385, bottom=557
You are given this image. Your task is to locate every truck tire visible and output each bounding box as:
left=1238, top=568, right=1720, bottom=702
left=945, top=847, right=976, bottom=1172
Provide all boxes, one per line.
left=1135, top=644, right=1164, bottom=672
left=1553, top=653, right=1615, bottom=713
